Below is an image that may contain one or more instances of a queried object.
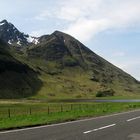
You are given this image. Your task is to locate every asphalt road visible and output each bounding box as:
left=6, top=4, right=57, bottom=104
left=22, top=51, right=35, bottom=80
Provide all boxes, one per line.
left=1, top=110, right=140, bottom=140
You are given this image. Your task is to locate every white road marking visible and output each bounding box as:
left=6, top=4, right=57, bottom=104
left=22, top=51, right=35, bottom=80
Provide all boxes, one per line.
left=0, top=109, right=140, bottom=134
left=83, top=124, right=116, bottom=134
left=127, top=116, right=140, bottom=122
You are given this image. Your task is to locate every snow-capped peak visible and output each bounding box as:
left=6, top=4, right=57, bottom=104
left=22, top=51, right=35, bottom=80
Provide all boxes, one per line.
left=0, top=19, right=40, bottom=46
left=0, top=20, right=8, bottom=26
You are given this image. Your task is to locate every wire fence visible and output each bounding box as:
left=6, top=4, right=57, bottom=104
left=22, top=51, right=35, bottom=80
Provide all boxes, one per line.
left=1, top=102, right=139, bottom=119
left=0, top=104, right=97, bottom=119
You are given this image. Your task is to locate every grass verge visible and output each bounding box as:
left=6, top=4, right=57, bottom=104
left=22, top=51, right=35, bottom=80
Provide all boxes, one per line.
left=0, top=102, right=140, bottom=130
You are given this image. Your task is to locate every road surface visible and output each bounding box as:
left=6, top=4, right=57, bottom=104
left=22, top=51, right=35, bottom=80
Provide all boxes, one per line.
left=0, top=110, right=140, bottom=140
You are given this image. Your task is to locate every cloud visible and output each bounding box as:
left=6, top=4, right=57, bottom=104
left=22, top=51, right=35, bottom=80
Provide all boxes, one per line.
left=112, top=52, right=125, bottom=57
left=64, top=18, right=111, bottom=42
left=36, top=0, right=140, bottom=42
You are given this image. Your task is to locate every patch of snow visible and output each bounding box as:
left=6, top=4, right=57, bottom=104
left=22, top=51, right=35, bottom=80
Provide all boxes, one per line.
left=0, top=22, right=5, bottom=26
left=26, top=35, right=39, bottom=44
left=8, top=40, right=12, bottom=45
left=33, top=38, right=39, bottom=44
left=27, top=36, right=34, bottom=43
left=64, top=39, right=65, bottom=43
left=17, top=40, right=21, bottom=46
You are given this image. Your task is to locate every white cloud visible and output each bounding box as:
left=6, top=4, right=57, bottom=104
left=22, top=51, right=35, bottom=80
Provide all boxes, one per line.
left=36, top=0, right=140, bottom=42
left=64, top=18, right=111, bottom=42
left=112, top=52, right=125, bottom=57
left=57, top=7, right=84, bottom=21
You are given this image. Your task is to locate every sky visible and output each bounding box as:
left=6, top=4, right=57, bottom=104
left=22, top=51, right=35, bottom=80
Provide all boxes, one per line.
left=0, top=0, right=140, bottom=80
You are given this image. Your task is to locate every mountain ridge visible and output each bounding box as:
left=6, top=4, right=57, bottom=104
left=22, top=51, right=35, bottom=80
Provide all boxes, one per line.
left=0, top=19, right=139, bottom=99
left=0, top=19, right=39, bottom=47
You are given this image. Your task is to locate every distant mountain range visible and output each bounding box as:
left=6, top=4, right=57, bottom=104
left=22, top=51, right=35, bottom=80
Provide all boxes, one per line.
left=0, top=19, right=139, bottom=99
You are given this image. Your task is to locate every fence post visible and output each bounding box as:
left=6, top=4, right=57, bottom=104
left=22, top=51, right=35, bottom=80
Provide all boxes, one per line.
left=71, top=104, right=73, bottom=111
left=29, top=108, right=32, bottom=115
left=8, top=108, right=11, bottom=118
left=79, top=104, right=81, bottom=110
left=61, top=104, right=63, bottom=112
left=48, top=106, right=50, bottom=114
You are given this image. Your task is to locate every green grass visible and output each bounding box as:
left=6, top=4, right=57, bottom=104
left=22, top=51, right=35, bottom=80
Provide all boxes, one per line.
left=29, top=68, right=140, bottom=100
left=1, top=102, right=140, bottom=130
left=13, top=53, right=140, bottom=100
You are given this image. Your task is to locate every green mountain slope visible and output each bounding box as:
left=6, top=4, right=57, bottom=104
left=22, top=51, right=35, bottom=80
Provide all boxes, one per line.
left=0, top=27, right=140, bottom=99
left=23, top=31, right=140, bottom=99
left=0, top=39, right=42, bottom=98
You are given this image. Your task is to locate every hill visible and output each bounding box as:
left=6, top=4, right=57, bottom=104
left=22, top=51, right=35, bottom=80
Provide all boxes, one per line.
left=0, top=39, right=42, bottom=98
left=0, top=19, right=140, bottom=99
left=24, top=31, right=140, bottom=99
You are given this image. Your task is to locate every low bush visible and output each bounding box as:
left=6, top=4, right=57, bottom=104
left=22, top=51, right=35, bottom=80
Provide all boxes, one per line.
left=96, top=89, right=115, bottom=97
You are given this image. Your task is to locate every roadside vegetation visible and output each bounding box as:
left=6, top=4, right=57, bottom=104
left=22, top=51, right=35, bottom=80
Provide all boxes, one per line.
left=0, top=101, right=140, bottom=130
left=96, top=89, right=115, bottom=97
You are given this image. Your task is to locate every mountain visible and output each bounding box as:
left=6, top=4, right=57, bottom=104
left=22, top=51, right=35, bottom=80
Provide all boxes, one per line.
left=27, top=31, right=133, bottom=79
left=26, top=31, right=140, bottom=98
left=0, top=20, right=39, bottom=47
left=0, top=39, right=42, bottom=98
left=28, top=30, right=109, bottom=70
left=0, top=20, right=140, bottom=99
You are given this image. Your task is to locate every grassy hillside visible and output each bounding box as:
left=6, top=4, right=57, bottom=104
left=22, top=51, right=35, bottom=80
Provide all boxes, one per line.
left=15, top=31, right=140, bottom=99
left=28, top=68, right=140, bottom=100
left=0, top=31, right=140, bottom=99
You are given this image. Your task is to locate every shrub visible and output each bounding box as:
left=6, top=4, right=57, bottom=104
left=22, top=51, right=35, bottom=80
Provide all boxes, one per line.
left=96, top=89, right=115, bottom=97
left=48, top=93, right=55, bottom=96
